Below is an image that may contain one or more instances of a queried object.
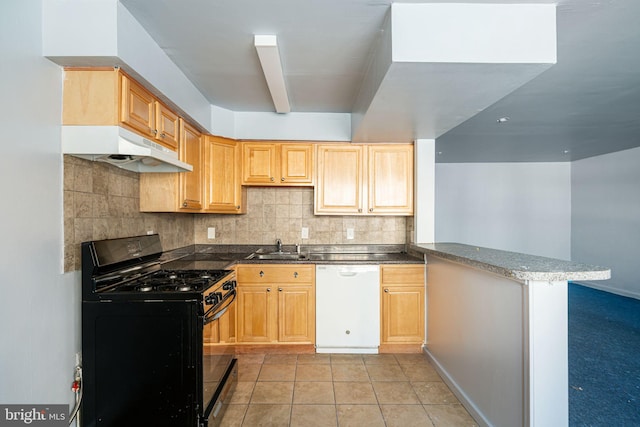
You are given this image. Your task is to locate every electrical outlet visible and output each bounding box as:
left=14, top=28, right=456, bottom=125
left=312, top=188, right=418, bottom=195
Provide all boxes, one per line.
left=346, top=228, right=354, bottom=240
left=207, top=227, right=216, bottom=239
left=301, top=227, right=309, bottom=239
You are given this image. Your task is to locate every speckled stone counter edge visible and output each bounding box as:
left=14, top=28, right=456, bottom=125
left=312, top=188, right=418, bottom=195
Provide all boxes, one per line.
left=410, top=243, right=611, bottom=282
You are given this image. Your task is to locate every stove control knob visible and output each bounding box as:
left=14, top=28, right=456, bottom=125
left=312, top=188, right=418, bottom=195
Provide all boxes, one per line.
left=223, top=281, right=236, bottom=291
left=205, top=293, right=220, bottom=305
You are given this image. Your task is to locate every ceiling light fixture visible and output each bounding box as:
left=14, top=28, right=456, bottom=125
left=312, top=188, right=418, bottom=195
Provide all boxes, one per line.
left=254, top=35, right=290, bottom=113
left=496, top=117, right=510, bottom=123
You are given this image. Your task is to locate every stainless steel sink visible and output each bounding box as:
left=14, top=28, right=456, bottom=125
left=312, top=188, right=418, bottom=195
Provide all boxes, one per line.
left=245, top=251, right=308, bottom=261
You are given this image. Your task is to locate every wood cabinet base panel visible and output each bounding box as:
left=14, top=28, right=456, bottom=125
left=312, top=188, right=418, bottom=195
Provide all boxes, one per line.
left=378, top=343, right=425, bottom=354
left=232, top=344, right=316, bottom=354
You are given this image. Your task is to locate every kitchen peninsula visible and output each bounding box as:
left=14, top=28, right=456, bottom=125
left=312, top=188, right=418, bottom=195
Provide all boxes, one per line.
left=411, top=243, right=610, bottom=427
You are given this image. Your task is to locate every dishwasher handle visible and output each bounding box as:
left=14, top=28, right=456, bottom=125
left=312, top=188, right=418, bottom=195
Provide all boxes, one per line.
left=338, top=271, right=358, bottom=277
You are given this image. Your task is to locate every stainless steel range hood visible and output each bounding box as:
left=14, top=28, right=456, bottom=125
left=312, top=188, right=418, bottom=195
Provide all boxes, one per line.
left=62, top=126, right=193, bottom=173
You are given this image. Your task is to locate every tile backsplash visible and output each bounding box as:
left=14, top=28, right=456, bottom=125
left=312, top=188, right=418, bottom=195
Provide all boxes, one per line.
left=63, top=156, right=193, bottom=272
left=64, top=158, right=410, bottom=271
left=194, top=187, right=408, bottom=246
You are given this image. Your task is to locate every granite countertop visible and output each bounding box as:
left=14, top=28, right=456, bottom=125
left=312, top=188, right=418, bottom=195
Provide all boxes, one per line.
left=161, top=244, right=422, bottom=268
left=411, top=243, right=611, bottom=282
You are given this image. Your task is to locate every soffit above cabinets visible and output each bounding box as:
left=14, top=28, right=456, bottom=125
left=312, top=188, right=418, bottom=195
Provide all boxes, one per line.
left=44, top=0, right=640, bottom=162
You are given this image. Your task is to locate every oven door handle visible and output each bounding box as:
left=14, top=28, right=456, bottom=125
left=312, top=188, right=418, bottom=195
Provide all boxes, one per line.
left=203, top=290, right=236, bottom=325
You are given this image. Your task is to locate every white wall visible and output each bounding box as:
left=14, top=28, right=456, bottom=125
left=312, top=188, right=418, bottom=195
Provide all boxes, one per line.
left=414, top=139, right=435, bottom=243
left=0, top=0, right=80, bottom=407
left=435, top=162, right=572, bottom=260
left=572, top=146, right=640, bottom=299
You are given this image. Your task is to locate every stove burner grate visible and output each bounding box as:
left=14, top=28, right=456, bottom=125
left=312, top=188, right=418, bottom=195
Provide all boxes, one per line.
left=120, top=269, right=230, bottom=294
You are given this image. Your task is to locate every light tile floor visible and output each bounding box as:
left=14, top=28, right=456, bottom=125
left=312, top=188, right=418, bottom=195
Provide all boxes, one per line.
left=220, top=353, right=478, bottom=427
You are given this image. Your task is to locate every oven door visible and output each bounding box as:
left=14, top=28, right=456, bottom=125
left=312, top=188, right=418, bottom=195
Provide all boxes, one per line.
left=201, top=290, right=237, bottom=426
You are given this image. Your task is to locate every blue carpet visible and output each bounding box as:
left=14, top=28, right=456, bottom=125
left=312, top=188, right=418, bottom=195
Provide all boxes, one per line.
left=569, top=283, right=640, bottom=426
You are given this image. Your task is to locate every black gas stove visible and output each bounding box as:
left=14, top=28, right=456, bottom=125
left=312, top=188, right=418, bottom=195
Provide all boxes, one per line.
left=81, top=234, right=237, bottom=427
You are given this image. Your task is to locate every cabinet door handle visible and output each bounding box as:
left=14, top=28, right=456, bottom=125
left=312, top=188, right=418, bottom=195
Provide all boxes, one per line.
left=270, top=177, right=275, bottom=182
left=259, top=271, right=264, bottom=277
left=358, top=208, right=362, bottom=213
left=236, top=205, right=241, bottom=210
left=384, top=288, right=389, bottom=293
left=281, top=177, right=285, bottom=182
left=182, top=201, right=188, bottom=207
left=369, top=208, right=374, bottom=212
left=267, top=288, right=271, bottom=292
left=293, top=272, right=298, bottom=278
left=160, top=132, right=166, bottom=138
left=151, top=129, right=158, bottom=136
left=278, top=288, right=283, bottom=292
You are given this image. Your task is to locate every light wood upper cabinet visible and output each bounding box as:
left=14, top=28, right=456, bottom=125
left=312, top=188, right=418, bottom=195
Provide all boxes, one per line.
left=140, top=133, right=247, bottom=214
left=242, top=143, right=278, bottom=184
left=380, top=265, right=425, bottom=350
left=139, top=120, right=203, bottom=212
left=315, top=143, right=413, bottom=215
left=315, top=144, right=364, bottom=214
left=204, top=136, right=246, bottom=214
left=63, top=68, right=120, bottom=125
left=242, top=142, right=314, bottom=186
left=120, top=75, right=155, bottom=137
left=368, top=144, right=414, bottom=215
left=154, top=102, right=180, bottom=150
left=120, top=74, right=179, bottom=151
left=63, top=68, right=182, bottom=152
left=236, top=265, right=315, bottom=344
left=179, top=121, right=204, bottom=210
left=281, top=144, right=314, bottom=184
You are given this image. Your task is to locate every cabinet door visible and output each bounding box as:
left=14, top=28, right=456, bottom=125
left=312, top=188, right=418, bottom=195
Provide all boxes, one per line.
left=368, top=145, right=413, bottom=215
left=120, top=74, right=155, bottom=137
left=278, top=284, right=315, bottom=343
left=315, top=145, right=364, bottom=214
left=380, top=265, right=425, bottom=347
left=218, top=302, right=236, bottom=343
left=155, top=102, right=180, bottom=150
left=203, top=318, right=220, bottom=344
left=381, top=286, right=425, bottom=343
left=179, top=120, right=203, bottom=210
left=280, top=144, right=314, bottom=185
left=204, top=136, right=245, bottom=213
left=203, top=304, right=236, bottom=344
left=242, top=143, right=278, bottom=184
left=236, top=286, right=276, bottom=343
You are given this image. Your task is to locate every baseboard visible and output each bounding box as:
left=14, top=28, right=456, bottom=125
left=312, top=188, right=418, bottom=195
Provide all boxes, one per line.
left=573, top=280, right=640, bottom=300
left=422, top=346, right=491, bottom=427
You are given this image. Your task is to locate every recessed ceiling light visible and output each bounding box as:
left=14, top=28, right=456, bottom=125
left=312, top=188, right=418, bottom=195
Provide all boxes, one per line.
left=563, top=150, right=570, bottom=154
left=496, top=117, right=510, bottom=124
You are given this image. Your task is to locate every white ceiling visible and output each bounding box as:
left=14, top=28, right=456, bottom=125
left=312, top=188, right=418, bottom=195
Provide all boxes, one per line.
left=120, top=0, right=640, bottom=162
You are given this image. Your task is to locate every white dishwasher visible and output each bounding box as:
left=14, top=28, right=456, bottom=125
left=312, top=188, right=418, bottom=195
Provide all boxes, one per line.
left=315, top=264, right=380, bottom=354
